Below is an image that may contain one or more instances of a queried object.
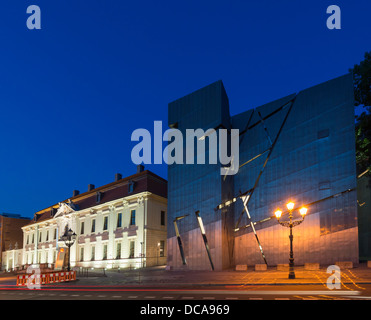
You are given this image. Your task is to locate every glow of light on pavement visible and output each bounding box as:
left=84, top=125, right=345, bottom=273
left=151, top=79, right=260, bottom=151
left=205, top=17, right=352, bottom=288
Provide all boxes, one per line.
left=0, top=287, right=361, bottom=296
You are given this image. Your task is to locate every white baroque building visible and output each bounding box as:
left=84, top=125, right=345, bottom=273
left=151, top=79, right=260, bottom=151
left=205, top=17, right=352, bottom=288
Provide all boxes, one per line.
left=11, top=168, right=168, bottom=271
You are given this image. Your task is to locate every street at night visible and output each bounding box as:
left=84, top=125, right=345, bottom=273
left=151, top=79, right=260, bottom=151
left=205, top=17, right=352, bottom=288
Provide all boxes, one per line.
left=1, top=265, right=371, bottom=301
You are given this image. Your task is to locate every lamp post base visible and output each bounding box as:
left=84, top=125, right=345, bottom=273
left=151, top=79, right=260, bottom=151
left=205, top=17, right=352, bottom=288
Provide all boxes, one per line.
left=288, top=272, right=296, bottom=279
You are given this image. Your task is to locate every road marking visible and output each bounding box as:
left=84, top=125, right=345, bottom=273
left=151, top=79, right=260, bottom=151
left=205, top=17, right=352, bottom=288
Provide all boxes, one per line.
left=226, top=297, right=239, bottom=300
left=98, top=295, right=106, bottom=298
left=112, top=296, right=122, bottom=298
left=128, top=296, right=138, bottom=299
left=342, top=296, right=371, bottom=300
left=181, top=297, right=194, bottom=299
left=168, top=290, right=360, bottom=296
left=203, top=297, right=215, bottom=300
left=249, top=298, right=263, bottom=300
left=163, top=296, right=175, bottom=299
left=144, top=296, right=155, bottom=299
left=71, top=295, right=80, bottom=297
left=275, top=298, right=290, bottom=300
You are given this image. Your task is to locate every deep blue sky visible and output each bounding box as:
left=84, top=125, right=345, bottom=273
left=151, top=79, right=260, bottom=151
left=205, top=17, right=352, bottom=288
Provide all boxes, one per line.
left=0, top=0, right=370, bottom=218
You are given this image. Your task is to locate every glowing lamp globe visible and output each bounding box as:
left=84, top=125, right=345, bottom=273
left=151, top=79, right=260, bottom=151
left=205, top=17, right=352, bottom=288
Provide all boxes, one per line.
left=299, top=207, right=308, bottom=216
left=274, top=210, right=282, bottom=219
left=286, top=202, right=295, bottom=211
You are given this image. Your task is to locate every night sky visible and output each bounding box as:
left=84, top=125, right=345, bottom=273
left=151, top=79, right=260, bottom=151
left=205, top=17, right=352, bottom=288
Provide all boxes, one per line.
left=0, top=0, right=370, bottom=218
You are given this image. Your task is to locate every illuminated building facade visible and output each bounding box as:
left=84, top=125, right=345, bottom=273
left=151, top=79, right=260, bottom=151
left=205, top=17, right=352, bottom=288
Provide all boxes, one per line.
left=0, top=213, right=30, bottom=268
left=16, top=168, right=167, bottom=271
left=167, top=74, right=358, bottom=270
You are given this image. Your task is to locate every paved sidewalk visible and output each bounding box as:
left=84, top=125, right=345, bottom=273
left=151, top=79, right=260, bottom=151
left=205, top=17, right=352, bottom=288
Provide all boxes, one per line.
left=70, top=264, right=371, bottom=287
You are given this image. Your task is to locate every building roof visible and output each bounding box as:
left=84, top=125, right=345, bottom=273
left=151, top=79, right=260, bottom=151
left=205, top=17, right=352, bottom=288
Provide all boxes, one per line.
left=25, top=169, right=167, bottom=227
left=0, top=213, right=30, bottom=220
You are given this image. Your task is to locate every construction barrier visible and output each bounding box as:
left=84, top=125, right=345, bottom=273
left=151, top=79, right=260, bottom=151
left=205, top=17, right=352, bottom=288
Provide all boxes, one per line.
left=16, top=270, right=76, bottom=286
left=59, top=272, right=65, bottom=282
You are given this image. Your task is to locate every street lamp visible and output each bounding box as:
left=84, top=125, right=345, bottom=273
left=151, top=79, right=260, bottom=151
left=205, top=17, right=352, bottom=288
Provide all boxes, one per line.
left=274, top=202, right=307, bottom=279
left=59, top=228, right=77, bottom=271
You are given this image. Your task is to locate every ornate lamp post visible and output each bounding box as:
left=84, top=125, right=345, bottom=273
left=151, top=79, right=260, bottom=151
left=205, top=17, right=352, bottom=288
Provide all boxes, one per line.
left=59, top=228, right=77, bottom=271
left=274, top=202, right=307, bottom=279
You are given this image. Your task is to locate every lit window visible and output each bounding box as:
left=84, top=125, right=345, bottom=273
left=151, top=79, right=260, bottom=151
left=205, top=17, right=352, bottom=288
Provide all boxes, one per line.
left=103, top=216, right=108, bottom=230
left=103, top=244, right=107, bottom=260
left=91, top=246, right=95, bottom=261
left=130, top=210, right=136, bottom=226
left=116, top=242, right=121, bottom=259
left=117, top=213, right=122, bottom=228
left=129, top=241, right=135, bottom=258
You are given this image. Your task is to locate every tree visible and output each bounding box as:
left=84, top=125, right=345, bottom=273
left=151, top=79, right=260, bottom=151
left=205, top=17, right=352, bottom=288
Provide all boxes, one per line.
left=349, top=51, right=371, bottom=175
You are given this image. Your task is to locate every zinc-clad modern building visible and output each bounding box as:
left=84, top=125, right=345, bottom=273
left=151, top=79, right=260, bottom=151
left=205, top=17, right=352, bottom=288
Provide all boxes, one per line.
left=167, top=74, right=358, bottom=270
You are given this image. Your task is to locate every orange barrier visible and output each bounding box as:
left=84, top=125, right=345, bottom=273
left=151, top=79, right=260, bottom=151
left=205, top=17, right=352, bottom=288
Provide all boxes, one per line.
left=16, top=270, right=76, bottom=286
left=16, top=275, right=27, bottom=286
left=41, top=273, right=49, bottom=285
left=49, top=273, right=57, bottom=283
left=59, top=272, right=65, bottom=282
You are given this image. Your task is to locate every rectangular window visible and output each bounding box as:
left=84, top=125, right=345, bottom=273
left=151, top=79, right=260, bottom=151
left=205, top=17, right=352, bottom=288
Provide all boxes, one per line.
left=46, top=231, right=49, bottom=242
left=80, top=247, right=84, bottom=262
left=54, top=229, right=57, bottom=240
left=96, top=191, right=102, bottom=203
left=80, top=222, right=85, bottom=235
left=32, top=234, right=34, bottom=244
left=160, top=240, right=165, bottom=257
left=128, top=181, right=134, bottom=193
left=91, top=219, right=96, bottom=233
left=129, top=241, right=135, bottom=258
left=103, top=216, right=108, bottom=231
left=116, top=242, right=121, bottom=259
left=161, top=211, right=165, bottom=226
left=26, top=235, right=29, bottom=245
left=39, top=232, right=42, bottom=243
left=117, top=213, right=122, bottom=228
left=91, top=246, right=95, bottom=261
left=130, top=210, right=136, bottom=226
left=318, top=129, right=330, bottom=139
left=103, top=244, right=108, bottom=260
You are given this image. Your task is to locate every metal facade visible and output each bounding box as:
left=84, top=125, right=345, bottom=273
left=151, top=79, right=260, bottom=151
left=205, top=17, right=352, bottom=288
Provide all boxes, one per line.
left=167, top=74, right=358, bottom=270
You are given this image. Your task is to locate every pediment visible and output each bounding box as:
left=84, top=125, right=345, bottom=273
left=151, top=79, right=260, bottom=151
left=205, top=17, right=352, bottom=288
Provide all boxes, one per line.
left=54, top=200, right=78, bottom=218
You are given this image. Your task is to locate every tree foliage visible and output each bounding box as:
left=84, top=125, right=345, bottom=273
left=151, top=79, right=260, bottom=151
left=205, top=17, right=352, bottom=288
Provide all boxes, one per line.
left=350, top=51, right=371, bottom=175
